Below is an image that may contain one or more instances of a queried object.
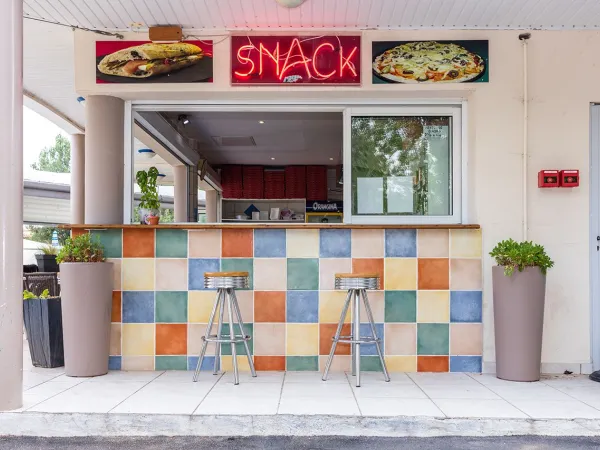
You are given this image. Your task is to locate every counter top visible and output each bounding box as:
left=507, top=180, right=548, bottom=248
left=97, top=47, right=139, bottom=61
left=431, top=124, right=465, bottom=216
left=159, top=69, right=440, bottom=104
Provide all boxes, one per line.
left=62, top=223, right=480, bottom=230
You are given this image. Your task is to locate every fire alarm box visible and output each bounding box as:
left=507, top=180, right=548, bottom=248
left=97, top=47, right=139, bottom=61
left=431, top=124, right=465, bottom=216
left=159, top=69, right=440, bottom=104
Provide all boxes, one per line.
left=560, top=170, right=579, bottom=187
left=538, top=170, right=560, bottom=188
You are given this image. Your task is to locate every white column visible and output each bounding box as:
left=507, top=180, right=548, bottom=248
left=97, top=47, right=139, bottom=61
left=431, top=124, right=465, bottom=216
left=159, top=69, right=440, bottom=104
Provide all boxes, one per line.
left=206, top=190, right=218, bottom=223
left=70, top=134, right=85, bottom=223
left=0, top=0, right=23, bottom=411
left=173, top=165, right=187, bottom=223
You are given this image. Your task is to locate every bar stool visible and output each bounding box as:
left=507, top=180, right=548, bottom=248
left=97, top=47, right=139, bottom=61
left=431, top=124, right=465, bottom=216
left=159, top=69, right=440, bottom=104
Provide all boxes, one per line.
left=322, top=273, right=390, bottom=387
left=193, top=271, right=257, bottom=385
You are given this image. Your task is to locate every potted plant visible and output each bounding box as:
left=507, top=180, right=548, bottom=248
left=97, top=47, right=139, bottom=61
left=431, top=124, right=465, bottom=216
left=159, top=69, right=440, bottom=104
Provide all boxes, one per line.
left=490, top=239, right=554, bottom=382
left=57, top=233, right=113, bottom=377
left=136, top=166, right=161, bottom=225
left=35, top=244, right=59, bottom=272
left=23, top=288, right=64, bottom=368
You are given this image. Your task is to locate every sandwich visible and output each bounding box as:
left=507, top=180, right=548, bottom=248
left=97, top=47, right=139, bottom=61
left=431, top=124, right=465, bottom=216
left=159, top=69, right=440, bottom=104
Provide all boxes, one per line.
left=98, top=42, right=204, bottom=78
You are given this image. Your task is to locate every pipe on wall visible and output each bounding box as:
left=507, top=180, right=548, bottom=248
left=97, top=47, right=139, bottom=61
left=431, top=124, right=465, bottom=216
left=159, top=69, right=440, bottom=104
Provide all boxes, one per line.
left=520, top=33, right=531, bottom=241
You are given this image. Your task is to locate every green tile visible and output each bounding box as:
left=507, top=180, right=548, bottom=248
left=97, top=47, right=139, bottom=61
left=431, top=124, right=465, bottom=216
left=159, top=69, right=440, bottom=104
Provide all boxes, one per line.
left=221, top=259, right=253, bottom=290
left=287, top=258, right=319, bottom=290
left=360, top=356, right=384, bottom=372
left=286, top=356, right=318, bottom=371
left=221, top=323, right=253, bottom=355
left=155, top=356, right=187, bottom=370
left=91, top=230, right=122, bottom=258
left=385, top=291, right=417, bottom=322
left=156, top=229, right=188, bottom=258
left=417, top=323, right=449, bottom=355
left=155, top=291, right=188, bottom=323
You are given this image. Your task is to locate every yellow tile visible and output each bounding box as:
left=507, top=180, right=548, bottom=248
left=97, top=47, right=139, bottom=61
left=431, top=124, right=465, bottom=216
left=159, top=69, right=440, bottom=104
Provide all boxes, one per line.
left=286, top=229, right=319, bottom=258
left=450, top=229, right=482, bottom=257
left=110, top=323, right=121, bottom=356
left=417, top=291, right=450, bottom=323
left=385, top=356, right=417, bottom=372
left=221, top=355, right=252, bottom=372
left=384, top=258, right=417, bottom=290
left=319, top=291, right=351, bottom=323
left=122, top=324, right=154, bottom=356
left=122, top=258, right=155, bottom=290
left=107, top=258, right=122, bottom=290
left=121, top=356, right=154, bottom=370
left=188, top=291, right=219, bottom=323
left=286, top=324, right=319, bottom=356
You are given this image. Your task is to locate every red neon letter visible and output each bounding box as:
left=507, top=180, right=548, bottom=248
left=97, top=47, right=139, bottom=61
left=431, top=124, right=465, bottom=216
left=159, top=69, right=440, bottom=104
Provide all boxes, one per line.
left=234, top=44, right=255, bottom=77
left=259, top=42, right=280, bottom=77
left=312, top=42, right=336, bottom=79
left=339, top=46, right=358, bottom=77
left=280, top=38, right=312, bottom=80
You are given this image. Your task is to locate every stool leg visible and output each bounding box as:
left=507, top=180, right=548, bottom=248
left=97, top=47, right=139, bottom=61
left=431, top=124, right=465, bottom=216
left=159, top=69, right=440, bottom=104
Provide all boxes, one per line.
left=226, top=290, right=239, bottom=385
left=351, top=289, right=356, bottom=377
left=213, top=290, right=225, bottom=375
left=231, top=289, right=257, bottom=378
left=322, top=289, right=352, bottom=381
left=361, top=289, right=390, bottom=382
left=354, top=289, right=361, bottom=387
left=193, top=289, right=221, bottom=382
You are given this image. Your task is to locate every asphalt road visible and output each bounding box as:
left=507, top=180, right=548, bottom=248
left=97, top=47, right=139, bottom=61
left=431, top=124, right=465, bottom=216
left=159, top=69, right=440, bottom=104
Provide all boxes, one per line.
left=2, top=436, right=600, bottom=449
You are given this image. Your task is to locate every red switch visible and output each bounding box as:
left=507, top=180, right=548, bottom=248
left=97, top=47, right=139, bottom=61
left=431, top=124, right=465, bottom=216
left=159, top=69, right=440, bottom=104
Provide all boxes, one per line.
left=538, top=170, right=560, bottom=188
left=559, top=170, right=579, bottom=187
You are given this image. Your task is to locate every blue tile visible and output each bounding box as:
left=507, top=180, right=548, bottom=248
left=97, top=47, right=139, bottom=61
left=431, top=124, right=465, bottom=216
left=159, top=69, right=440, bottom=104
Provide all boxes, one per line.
left=320, top=229, right=351, bottom=258
left=187, top=355, right=216, bottom=371
left=254, top=229, right=286, bottom=257
left=108, top=356, right=121, bottom=370
left=188, top=258, right=220, bottom=290
left=385, top=229, right=417, bottom=257
left=357, top=323, right=385, bottom=356
left=286, top=291, right=319, bottom=323
left=122, top=291, right=154, bottom=323
left=450, top=291, right=483, bottom=323
left=450, top=356, right=482, bottom=373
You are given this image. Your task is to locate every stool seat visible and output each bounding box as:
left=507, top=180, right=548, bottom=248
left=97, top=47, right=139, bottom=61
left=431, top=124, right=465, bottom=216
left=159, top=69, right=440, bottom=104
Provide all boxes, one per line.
left=205, top=271, right=249, bottom=277
left=335, top=273, right=380, bottom=290
left=204, top=272, right=249, bottom=289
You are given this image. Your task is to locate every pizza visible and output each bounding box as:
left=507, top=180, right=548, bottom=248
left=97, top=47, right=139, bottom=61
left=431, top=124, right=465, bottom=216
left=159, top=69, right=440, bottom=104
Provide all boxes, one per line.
left=373, top=41, right=485, bottom=83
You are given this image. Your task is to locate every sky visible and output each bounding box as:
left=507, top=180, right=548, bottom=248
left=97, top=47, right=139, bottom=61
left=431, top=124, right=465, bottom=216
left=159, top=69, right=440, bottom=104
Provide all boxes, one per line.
left=23, top=106, right=67, bottom=170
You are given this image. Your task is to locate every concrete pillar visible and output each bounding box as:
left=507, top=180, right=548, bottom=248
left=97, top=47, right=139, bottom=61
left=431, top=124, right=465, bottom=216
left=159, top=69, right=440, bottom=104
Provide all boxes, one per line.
left=173, top=165, right=187, bottom=223
left=70, top=134, right=85, bottom=223
left=206, top=190, right=218, bottom=223
left=0, top=0, right=23, bottom=411
left=84, top=96, right=124, bottom=224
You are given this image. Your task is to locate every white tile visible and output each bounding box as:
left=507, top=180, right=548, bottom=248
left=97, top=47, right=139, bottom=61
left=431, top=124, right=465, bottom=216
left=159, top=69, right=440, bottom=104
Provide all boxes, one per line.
left=467, top=373, right=537, bottom=386
left=23, top=366, right=65, bottom=376
left=281, top=382, right=354, bottom=398
left=86, top=371, right=165, bottom=383
left=111, top=383, right=211, bottom=414
left=487, top=384, right=573, bottom=401
left=16, top=382, right=77, bottom=412
left=286, top=371, right=348, bottom=384
left=433, top=399, right=528, bottom=418
left=419, top=384, right=500, bottom=400
left=22, top=371, right=62, bottom=389
left=219, top=371, right=285, bottom=384
left=38, top=375, right=90, bottom=388
left=209, top=382, right=283, bottom=398
left=278, top=396, right=359, bottom=416
left=541, top=375, right=597, bottom=388
left=508, top=399, right=600, bottom=419
left=152, top=370, right=219, bottom=384
left=194, top=396, right=279, bottom=415
left=357, top=398, right=444, bottom=417
left=351, top=384, right=427, bottom=399
left=350, top=372, right=415, bottom=384
left=408, top=373, right=479, bottom=386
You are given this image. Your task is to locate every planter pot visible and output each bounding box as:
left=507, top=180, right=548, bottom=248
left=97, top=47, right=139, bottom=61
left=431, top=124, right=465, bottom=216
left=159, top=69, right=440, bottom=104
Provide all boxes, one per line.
left=139, top=208, right=160, bottom=225
left=23, top=297, right=64, bottom=368
left=35, top=254, right=59, bottom=273
left=493, top=266, right=546, bottom=382
left=60, top=262, right=113, bottom=377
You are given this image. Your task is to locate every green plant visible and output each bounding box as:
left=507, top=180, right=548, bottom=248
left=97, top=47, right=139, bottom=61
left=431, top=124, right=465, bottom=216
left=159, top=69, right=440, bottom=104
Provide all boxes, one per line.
left=23, top=289, right=50, bottom=299
left=490, top=239, right=554, bottom=276
left=136, top=167, right=161, bottom=210
left=56, top=233, right=105, bottom=264
left=37, top=244, right=58, bottom=256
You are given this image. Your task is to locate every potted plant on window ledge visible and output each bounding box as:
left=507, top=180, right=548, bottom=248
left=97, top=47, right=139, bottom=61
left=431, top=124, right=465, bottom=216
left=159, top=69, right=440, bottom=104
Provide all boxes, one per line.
left=136, top=166, right=161, bottom=225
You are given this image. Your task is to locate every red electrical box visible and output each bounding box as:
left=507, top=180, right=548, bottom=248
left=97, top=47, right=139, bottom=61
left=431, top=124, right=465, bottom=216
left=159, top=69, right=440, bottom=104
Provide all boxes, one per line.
left=538, top=170, right=560, bottom=188
left=560, top=170, right=579, bottom=187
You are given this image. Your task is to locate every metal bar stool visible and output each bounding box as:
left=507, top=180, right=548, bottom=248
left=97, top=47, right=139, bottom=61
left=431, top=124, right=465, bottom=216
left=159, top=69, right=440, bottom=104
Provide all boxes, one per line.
left=322, top=273, right=390, bottom=387
left=193, top=271, right=257, bottom=385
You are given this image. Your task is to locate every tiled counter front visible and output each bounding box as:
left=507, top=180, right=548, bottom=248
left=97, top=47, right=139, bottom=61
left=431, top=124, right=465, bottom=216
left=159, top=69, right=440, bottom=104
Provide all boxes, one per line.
left=88, top=227, right=483, bottom=373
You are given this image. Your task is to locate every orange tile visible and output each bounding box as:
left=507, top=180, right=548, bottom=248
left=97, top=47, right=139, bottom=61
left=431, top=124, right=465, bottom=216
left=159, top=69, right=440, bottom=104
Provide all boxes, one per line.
left=123, top=228, right=155, bottom=258
left=418, top=258, right=449, bottom=290
left=319, top=323, right=351, bottom=356
left=254, top=291, right=286, bottom=323
left=352, top=258, right=384, bottom=288
left=71, top=229, right=87, bottom=238
left=111, top=291, right=122, bottom=323
left=417, top=356, right=449, bottom=372
left=155, top=324, right=187, bottom=355
left=221, top=229, right=253, bottom=257
left=254, top=356, right=286, bottom=371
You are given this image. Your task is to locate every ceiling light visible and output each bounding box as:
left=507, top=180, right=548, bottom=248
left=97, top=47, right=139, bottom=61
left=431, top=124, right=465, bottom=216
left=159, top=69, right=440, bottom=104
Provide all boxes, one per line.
left=271, top=157, right=275, bottom=160
left=259, top=120, right=265, bottom=124
left=329, top=157, right=334, bottom=161
left=178, top=114, right=190, bottom=125
left=76, top=96, right=85, bottom=106
left=275, top=0, right=307, bottom=8
left=137, top=148, right=156, bottom=160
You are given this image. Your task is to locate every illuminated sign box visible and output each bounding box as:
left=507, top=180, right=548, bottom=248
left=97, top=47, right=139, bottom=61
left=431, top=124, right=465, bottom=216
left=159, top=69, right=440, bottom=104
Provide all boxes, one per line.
left=231, top=36, right=361, bottom=85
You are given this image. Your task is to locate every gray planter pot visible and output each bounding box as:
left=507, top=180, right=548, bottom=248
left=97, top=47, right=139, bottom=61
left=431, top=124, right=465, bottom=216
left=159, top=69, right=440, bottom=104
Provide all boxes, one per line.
left=492, top=266, right=546, bottom=382
left=60, top=262, right=113, bottom=377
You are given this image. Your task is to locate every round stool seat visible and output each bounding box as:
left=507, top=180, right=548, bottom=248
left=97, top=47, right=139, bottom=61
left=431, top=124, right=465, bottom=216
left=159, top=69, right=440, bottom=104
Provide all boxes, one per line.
left=335, top=273, right=379, bottom=290
left=204, top=272, right=249, bottom=289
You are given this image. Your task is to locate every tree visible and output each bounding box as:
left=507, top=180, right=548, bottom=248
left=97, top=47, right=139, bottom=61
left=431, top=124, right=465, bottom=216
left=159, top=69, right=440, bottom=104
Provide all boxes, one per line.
left=27, top=226, right=70, bottom=245
left=31, top=134, right=71, bottom=173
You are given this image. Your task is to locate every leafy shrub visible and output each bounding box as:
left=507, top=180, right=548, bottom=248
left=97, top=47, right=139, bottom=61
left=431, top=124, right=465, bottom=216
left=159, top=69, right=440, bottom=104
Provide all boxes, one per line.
left=136, top=167, right=161, bottom=210
left=56, top=233, right=105, bottom=264
left=37, top=244, right=58, bottom=256
left=23, top=289, right=50, bottom=299
left=490, top=239, right=554, bottom=276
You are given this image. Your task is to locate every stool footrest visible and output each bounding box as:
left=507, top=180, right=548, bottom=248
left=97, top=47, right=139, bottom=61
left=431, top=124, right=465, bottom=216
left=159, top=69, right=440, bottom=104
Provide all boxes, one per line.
left=202, top=335, right=251, bottom=344
left=334, top=335, right=381, bottom=345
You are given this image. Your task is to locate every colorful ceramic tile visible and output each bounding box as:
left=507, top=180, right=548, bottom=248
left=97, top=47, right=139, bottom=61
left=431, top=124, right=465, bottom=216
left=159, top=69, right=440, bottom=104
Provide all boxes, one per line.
left=254, top=229, right=286, bottom=257
left=450, top=229, right=482, bottom=257
left=385, top=356, right=417, bottom=372
left=450, top=291, right=483, bottom=323
left=155, top=291, right=188, bottom=323
left=358, top=323, right=385, bottom=356
left=320, top=229, right=351, bottom=258
left=417, top=291, right=450, bottom=323
left=121, top=324, right=154, bottom=356
left=122, top=258, right=155, bottom=291
left=253, top=323, right=285, bottom=356
left=352, top=258, right=384, bottom=288
left=221, top=258, right=253, bottom=290
left=319, top=290, right=350, bottom=323
left=188, top=229, right=221, bottom=258
left=286, top=229, right=319, bottom=258
left=384, top=258, right=417, bottom=290
left=286, top=324, right=318, bottom=355
left=417, top=323, right=449, bottom=355
left=122, top=291, right=154, bottom=323
left=385, top=323, right=416, bottom=355
left=254, top=291, right=286, bottom=323
left=221, top=323, right=253, bottom=355
left=418, top=258, right=450, bottom=290
left=319, top=323, right=351, bottom=355
left=450, top=324, right=483, bottom=355
left=188, top=355, right=216, bottom=372
left=287, top=291, right=319, bottom=323
left=417, top=356, right=449, bottom=372
left=319, top=258, right=351, bottom=290
left=450, top=356, right=482, bottom=373
left=450, top=259, right=482, bottom=290
left=254, top=356, right=286, bottom=371
left=110, top=323, right=121, bottom=356
left=156, top=229, right=188, bottom=258
left=122, top=229, right=154, bottom=258
left=254, top=258, right=287, bottom=291
left=319, top=355, right=351, bottom=372
left=71, top=228, right=87, bottom=238
left=188, top=291, right=219, bottom=323
left=221, top=229, right=253, bottom=257
left=155, top=324, right=187, bottom=355
left=287, top=258, right=319, bottom=290
left=121, top=356, right=154, bottom=371
left=155, top=356, right=187, bottom=370
left=188, top=258, right=220, bottom=290
left=359, top=291, right=385, bottom=323
left=384, top=291, right=417, bottom=323
left=91, top=229, right=122, bottom=258
left=385, top=229, right=417, bottom=257
left=187, top=323, right=217, bottom=356
left=221, top=355, right=251, bottom=372
left=107, top=258, right=121, bottom=290
left=286, top=356, right=318, bottom=371
left=351, top=229, right=384, bottom=258
left=111, top=291, right=122, bottom=323
left=155, top=258, right=188, bottom=291
left=226, top=290, right=254, bottom=323
left=360, top=356, right=383, bottom=372
left=108, top=356, right=121, bottom=370
left=417, top=229, right=449, bottom=258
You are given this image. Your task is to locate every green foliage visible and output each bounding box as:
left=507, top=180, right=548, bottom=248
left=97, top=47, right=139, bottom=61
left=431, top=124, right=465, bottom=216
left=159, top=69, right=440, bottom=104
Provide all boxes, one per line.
left=23, top=289, right=50, bottom=300
left=27, top=226, right=70, bottom=246
left=31, top=134, right=71, bottom=173
left=136, top=167, right=161, bottom=210
left=57, top=233, right=105, bottom=264
left=37, top=244, right=58, bottom=256
left=490, top=239, right=554, bottom=276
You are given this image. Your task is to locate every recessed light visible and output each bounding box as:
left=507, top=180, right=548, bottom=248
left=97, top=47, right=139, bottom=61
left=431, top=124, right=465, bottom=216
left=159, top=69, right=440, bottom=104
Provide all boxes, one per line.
left=259, top=120, right=265, bottom=124
left=178, top=114, right=190, bottom=125
left=271, top=157, right=275, bottom=160
left=329, top=157, right=334, bottom=161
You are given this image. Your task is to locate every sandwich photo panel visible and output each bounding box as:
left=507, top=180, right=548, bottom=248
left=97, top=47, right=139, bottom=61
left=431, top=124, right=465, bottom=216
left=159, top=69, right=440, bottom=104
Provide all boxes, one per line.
left=96, top=40, right=213, bottom=83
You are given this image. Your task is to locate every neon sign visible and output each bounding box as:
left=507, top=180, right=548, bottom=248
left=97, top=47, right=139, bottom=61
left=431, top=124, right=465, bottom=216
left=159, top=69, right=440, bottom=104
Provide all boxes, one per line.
left=231, top=36, right=361, bottom=85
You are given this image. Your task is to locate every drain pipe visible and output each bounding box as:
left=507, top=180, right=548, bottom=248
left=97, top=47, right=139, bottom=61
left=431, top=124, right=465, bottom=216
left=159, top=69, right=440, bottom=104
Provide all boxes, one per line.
left=520, top=33, right=531, bottom=241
